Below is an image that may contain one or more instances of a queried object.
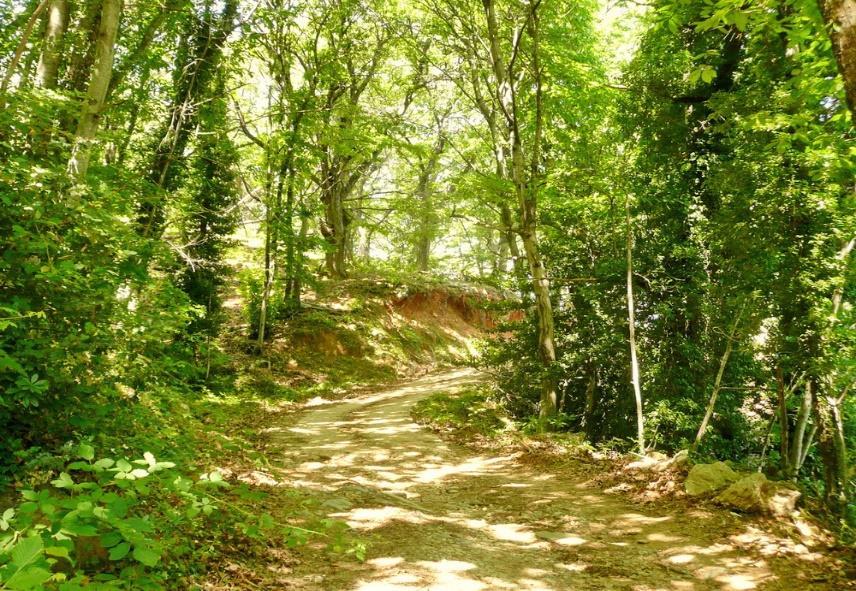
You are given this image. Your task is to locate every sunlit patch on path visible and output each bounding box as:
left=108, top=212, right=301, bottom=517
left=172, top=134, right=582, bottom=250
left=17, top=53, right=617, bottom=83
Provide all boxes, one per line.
left=261, top=369, right=827, bottom=591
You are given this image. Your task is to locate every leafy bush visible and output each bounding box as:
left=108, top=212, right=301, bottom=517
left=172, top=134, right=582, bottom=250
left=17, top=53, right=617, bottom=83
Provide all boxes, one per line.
left=412, top=389, right=506, bottom=437
left=0, top=440, right=367, bottom=590
left=238, top=269, right=286, bottom=339
left=0, top=444, right=221, bottom=590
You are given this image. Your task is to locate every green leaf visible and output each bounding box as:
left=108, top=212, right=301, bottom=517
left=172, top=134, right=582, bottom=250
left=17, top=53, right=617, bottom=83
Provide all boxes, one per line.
left=44, top=546, right=69, bottom=558
left=78, top=443, right=95, bottom=461
left=0, top=350, right=24, bottom=374
left=100, top=532, right=122, bottom=548
left=108, top=542, right=131, bottom=561
left=17, top=502, right=37, bottom=514
left=93, top=458, right=115, bottom=470
left=4, top=567, right=52, bottom=590
left=689, top=69, right=701, bottom=85
left=10, top=536, right=43, bottom=567
left=132, top=544, right=160, bottom=567
left=700, top=68, right=716, bottom=84
left=51, top=472, right=74, bottom=489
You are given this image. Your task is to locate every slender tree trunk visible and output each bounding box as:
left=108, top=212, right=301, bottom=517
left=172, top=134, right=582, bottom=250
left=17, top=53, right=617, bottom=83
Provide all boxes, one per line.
left=808, top=237, right=853, bottom=507
left=791, top=382, right=813, bottom=475
left=818, top=0, right=856, bottom=122
left=116, top=69, right=149, bottom=166
left=67, top=0, right=122, bottom=179
left=776, top=366, right=792, bottom=476
left=499, top=203, right=526, bottom=283
left=323, top=186, right=348, bottom=278
left=414, top=138, right=443, bottom=271
left=489, top=0, right=557, bottom=421
left=811, top=378, right=849, bottom=510
left=35, top=0, right=67, bottom=89
left=0, top=0, right=49, bottom=95
left=583, top=366, right=597, bottom=438
left=257, top=204, right=272, bottom=349
left=64, top=0, right=101, bottom=93
left=692, top=300, right=746, bottom=450
left=625, top=196, right=645, bottom=454
left=291, top=212, right=309, bottom=306
left=283, top=150, right=299, bottom=305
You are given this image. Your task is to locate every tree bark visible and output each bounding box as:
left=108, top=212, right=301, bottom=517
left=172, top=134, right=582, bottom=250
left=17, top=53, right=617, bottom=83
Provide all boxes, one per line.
left=626, top=196, right=645, bottom=454
left=257, top=202, right=273, bottom=349
left=67, top=0, right=123, bottom=179
left=776, top=366, right=792, bottom=476
left=482, top=0, right=557, bottom=420
left=818, top=0, right=856, bottom=122
left=0, top=0, right=49, bottom=95
left=692, top=300, right=745, bottom=450
left=791, top=381, right=813, bottom=476
left=322, top=186, right=348, bottom=278
left=35, top=0, right=67, bottom=89
left=414, top=134, right=445, bottom=271
left=811, top=378, right=848, bottom=510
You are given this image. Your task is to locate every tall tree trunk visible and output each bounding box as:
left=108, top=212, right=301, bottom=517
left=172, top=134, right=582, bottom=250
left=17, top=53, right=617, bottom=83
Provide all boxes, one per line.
left=583, top=365, right=598, bottom=439
left=790, top=382, right=813, bottom=475
left=291, top=212, right=309, bottom=307
left=322, top=186, right=348, bottom=278
left=499, top=203, right=526, bottom=283
left=63, top=0, right=101, bottom=93
left=626, top=196, right=645, bottom=454
left=818, top=0, right=856, bottom=122
left=67, top=0, right=122, bottom=179
left=139, top=0, right=237, bottom=236
left=414, top=136, right=444, bottom=271
left=483, top=0, right=558, bottom=420
left=776, top=366, right=793, bottom=476
left=257, top=203, right=273, bottom=349
left=0, top=0, right=49, bottom=95
left=35, top=0, right=67, bottom=89
left=283, top=147, right=299, bottom=306
left=692, top=300, right=745, bottom=450
left=811, top=378, right=849, bottom=510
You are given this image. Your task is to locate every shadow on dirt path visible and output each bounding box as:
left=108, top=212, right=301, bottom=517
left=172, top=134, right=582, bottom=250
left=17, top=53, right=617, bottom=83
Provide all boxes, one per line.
left=260, top=369, right=842, bottom=591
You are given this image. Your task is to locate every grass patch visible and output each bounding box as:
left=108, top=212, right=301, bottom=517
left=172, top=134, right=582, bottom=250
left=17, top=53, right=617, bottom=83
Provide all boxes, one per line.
left=411, top=388, right=507, bottom=438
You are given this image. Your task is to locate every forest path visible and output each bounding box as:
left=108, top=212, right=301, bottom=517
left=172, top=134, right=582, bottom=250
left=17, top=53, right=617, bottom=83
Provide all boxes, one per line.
left=262, top=368, right=825, bottom=591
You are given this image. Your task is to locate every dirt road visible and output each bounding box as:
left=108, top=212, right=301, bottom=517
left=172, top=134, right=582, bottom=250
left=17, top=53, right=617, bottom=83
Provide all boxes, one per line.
left=262, top=369, right=839, bottom=591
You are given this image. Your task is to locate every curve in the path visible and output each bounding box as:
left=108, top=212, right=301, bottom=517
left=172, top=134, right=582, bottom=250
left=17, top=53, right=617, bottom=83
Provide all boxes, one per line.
left=261, top=369, right=825, bottom=591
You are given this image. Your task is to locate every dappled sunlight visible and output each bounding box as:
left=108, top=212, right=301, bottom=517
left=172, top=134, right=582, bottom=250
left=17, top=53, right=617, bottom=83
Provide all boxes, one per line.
left=613, top=513, right=673, bottom=526
left=730, top=525, right=824, bottom=561
left=414, top=455, right=513, bottom=484
left=262, top=369, right=813, bottom=590
left=485, top=523, right=540, bottom=545
left=647, top=532, right=685, bottom=543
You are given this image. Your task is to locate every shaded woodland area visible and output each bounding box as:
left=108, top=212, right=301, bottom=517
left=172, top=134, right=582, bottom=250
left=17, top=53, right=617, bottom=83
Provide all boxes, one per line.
left=0, top=0, right=854, bottom=588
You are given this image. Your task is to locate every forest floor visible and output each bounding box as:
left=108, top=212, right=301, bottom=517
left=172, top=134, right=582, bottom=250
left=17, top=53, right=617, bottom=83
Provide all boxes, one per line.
left=228, top=368, right=852, bottom=591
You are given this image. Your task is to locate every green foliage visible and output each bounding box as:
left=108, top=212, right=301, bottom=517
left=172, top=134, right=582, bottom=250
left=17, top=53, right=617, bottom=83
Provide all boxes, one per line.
left=412, top=389, right=506, bottom=437
left=0, top=446, right=211, bottom=589
left=238, top=269, right=287, bottom=340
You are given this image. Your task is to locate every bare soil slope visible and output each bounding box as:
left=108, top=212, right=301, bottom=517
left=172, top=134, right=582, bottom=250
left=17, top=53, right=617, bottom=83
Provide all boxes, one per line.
left=258, top=369, right=847, bottom=591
